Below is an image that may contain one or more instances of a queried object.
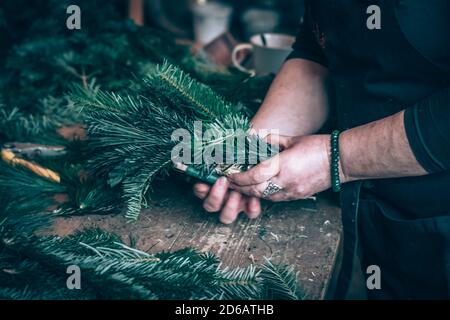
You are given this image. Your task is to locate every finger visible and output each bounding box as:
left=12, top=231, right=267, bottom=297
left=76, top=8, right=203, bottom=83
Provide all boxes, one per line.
left=193, top=183, right=210, bottom=199
left=228, top=155, right=280, bottom=186
left=265, top=134, right=295, bottom=150
left=220, top=191, right=245, bottom=224
left=229, top=181, right=267, bottom=198
left=203, top=177, right=229, bottom=212
left=245, top=196, right=261, bottom=219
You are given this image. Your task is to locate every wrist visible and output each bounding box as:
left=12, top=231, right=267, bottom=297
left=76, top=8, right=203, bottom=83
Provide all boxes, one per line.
left=337, top=130, right=354, bottom=184
left=338, top=150, right=350, bottom=184
left=327, top=131, right=351, bottom=192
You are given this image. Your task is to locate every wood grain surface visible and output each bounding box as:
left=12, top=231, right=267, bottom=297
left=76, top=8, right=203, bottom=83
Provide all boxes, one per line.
left=48, top=180, right=342, bottom=299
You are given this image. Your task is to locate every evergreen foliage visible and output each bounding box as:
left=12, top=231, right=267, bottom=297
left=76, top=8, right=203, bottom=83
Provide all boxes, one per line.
left=0, top=0, right=272, bottom=144
left=74, top=62, right=277, bottom=220
left=0, top=215, right=303, bottom=300
left=0, top=0, right=303, bottom=300
left=146, top=61, right=237, bottom=120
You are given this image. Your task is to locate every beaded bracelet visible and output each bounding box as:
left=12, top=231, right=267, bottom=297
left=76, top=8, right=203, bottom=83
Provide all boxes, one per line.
left=330, top=130, right=342, bottom=192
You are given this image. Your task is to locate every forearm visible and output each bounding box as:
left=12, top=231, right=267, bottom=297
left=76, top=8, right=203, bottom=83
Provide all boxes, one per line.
left=251, top=59, right=330, bottom=136
left=340, top=110, right=428, bottom=183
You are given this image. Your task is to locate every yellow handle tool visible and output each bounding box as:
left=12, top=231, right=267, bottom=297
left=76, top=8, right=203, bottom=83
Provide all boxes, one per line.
left=1, top=149, right=61, bottom=183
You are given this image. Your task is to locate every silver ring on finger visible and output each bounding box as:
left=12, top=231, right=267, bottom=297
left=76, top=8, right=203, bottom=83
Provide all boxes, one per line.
left=262, top=180, right=283, bottom=198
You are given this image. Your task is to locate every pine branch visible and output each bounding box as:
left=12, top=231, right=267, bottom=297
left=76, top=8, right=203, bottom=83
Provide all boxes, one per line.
left=121, top=158, right=172, bottom=220
left=259, top=258, right=304, bottom=300
left=1, top=214, right=303, bottom=300
left=144, top=61, right=235, bottom=121
left=0, top=2, right=306, bottom=300
left=70, top=60, right=279, bottom=220
left=1, top=220, right=290, bottom=300
left=73, top=84, right=192, bottom=219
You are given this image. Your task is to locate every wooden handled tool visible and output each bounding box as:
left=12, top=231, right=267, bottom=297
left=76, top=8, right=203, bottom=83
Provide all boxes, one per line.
left=1, top=149, right=61, bottom=183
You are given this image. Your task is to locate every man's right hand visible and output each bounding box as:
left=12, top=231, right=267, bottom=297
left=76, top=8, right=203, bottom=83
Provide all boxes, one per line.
left=193, top=178, right=261, bottom=224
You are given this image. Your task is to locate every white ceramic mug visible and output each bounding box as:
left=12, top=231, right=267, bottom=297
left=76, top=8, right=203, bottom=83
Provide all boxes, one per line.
left=232, top=33, right=295, bottom=75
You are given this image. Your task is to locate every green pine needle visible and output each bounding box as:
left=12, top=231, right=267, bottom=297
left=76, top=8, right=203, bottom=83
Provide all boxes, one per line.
left=144, top=60, right=235, bottom=121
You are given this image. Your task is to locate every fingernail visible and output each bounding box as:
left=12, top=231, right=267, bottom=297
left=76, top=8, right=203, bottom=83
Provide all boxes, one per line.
left=220, top=217, right=233, bottom=225
left=218, top=176, right=227, bottom=185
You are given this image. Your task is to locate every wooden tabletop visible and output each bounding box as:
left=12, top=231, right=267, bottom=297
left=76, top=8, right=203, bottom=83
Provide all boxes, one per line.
left=49, top=180, right=342, bottom=299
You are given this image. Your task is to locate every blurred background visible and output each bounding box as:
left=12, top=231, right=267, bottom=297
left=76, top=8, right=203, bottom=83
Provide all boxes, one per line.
left=0, top=0, right=307, bottom=126
left=145, top=0, right=304, bottom=41
left=0, top=0, right=307, bottom=144
left=0, top=0, right=305, bottom=52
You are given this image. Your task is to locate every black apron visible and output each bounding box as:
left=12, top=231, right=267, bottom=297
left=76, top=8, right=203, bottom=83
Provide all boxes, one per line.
left=303, top=0, right=450, bottom=299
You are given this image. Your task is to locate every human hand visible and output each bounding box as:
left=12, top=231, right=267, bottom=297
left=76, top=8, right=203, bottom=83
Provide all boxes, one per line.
left=193, top=178, right=262, bottom=224
left=227, top=134, right=347, bottom=201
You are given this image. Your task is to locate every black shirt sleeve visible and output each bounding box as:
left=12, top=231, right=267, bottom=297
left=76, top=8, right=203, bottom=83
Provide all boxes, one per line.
left=286, top=2, right=328, bottom=67
left=404, top=87, right=450, bottom=173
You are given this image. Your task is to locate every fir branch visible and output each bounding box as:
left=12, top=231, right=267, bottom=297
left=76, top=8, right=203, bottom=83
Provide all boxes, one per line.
left=0, top=223, right=297, bottom=300
left=121, top=158, right=172, bottom=221
left=72, top=61, right=278, bottom=220
left=144, top=61, right=235, bottom=121
left=259, top=258, right=304, bottom=300
left=73, top=84, right=194, bottom=219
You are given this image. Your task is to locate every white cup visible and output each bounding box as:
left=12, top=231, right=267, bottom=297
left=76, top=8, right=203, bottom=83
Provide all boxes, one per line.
left=191, top=2, right=233, bottom=45
left=232, top=33, right=295, bottom=76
